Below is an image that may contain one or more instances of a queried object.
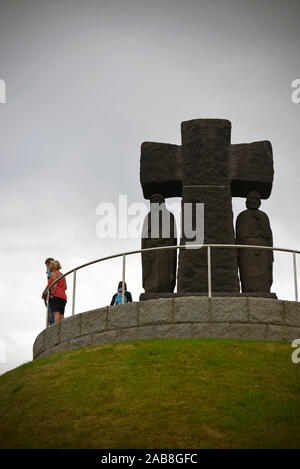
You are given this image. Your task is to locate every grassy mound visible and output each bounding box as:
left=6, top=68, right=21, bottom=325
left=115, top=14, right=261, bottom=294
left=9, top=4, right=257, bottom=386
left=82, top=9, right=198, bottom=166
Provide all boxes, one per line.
left=0, top=338, right=299, bottom=449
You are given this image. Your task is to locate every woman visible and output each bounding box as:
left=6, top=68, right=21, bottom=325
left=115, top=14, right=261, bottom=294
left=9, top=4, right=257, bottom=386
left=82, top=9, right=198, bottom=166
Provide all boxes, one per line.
left=48, top=260, right=67, bottom=323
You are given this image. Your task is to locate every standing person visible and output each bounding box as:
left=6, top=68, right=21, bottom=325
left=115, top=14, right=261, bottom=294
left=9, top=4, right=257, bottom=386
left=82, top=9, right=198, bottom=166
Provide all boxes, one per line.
left=110, top=281, right=132, bottom=305
left=42, top=257, right=54, bottom=325
left=48, top=260, right=67, bottom=323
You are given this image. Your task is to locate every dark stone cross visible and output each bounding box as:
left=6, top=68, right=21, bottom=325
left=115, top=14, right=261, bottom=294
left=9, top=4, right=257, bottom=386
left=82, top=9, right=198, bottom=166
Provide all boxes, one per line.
left=140, top=119, right=274, bottom=294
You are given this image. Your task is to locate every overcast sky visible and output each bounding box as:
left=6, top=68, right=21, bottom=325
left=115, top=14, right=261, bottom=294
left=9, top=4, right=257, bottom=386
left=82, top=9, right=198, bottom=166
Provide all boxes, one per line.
left=0, top=0, right=299, bottom=374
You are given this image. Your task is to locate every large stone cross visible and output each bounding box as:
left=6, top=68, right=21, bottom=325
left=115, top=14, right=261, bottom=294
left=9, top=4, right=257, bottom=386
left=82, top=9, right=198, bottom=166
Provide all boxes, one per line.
left=140, top=119, right=274, bottom=294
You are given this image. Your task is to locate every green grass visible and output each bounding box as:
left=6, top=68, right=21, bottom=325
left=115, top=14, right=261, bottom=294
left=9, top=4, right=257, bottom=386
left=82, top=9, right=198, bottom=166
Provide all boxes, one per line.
left=0, top=338, right=299, bottom=448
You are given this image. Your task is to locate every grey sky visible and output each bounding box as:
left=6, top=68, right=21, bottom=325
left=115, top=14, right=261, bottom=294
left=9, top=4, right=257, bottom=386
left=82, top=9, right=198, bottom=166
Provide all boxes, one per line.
left=0, top=0, right=299, bottom=374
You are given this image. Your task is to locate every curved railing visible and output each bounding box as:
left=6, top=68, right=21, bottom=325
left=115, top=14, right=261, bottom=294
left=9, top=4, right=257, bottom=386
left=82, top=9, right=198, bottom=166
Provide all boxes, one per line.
left=44, top=244, right=300, bottom=328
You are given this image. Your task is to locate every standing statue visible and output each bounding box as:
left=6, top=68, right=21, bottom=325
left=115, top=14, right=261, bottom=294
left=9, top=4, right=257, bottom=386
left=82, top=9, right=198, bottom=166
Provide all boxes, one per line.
left=141, top=194, right=177, bottom=293
left=235, top=191, right=273, bottom=293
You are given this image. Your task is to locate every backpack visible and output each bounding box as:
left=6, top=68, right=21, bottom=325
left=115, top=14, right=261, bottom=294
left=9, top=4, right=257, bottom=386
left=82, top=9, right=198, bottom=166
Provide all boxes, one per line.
left=114, top=290, right=128, bottom=305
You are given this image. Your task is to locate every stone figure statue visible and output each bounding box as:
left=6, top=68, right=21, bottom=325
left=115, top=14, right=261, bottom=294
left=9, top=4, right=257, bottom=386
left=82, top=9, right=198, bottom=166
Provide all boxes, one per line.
left=235, top=191, right=273, bottom=293
left=141, top=194, right=177, bottom=293
left=140, top=120, right=274, bottom=295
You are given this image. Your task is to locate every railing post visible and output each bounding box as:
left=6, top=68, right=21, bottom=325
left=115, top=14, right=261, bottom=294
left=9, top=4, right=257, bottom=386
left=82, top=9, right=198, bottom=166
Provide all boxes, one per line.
left=122, top=254, right=126, bottom=304
left=207, top=246, right=212, bottom=298
left=72, top=269, right=77, bottom=315
left=46, top=290, right=50, bottom=329
left=293, top=252, right=298, bottom=302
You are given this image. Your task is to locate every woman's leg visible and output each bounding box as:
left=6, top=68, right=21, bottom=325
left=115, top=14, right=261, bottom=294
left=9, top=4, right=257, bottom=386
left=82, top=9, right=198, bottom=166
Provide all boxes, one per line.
left=53, top=310, right=60, bottom=323
left=59, top=300, right=66, bottom=321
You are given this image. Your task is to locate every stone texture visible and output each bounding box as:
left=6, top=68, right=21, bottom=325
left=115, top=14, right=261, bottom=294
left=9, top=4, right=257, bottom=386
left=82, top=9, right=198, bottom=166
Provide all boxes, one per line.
left=44, top=322, right=60, bottom=349
left=210, top=297, right=248, bottom=323
left=36, top=348, right=55, bottom=359
left=33, top=330, right=46, bottom=357
left=229, top=141, right=273, bottom=199
left=171, top=323, right=193, bottom=338
left=266, top=325, right=300, bottom=342
left=140, top=291, right=277, bottom=300
left=93, top=330, right=120, bottom=347
left=181, top=119, right=231, bottom=185
left=197, top=323, right=232, bottom=339
left=81, top=307, right=107, bottom=336
left=37, top=342, right=69, bottom=359
left=136, top=325, right=160, bottom=341
left=119, top=327, right=141, bottom=343
left=151, top=324, right=176, bottom=339
left=284, top=301, right=300, bottom=327
left=174, top=297, right=209, bottom=323
left=69, top=335, right=93, bottom=350
left=177, top=187, right=239, bottom=293
left=108, top=302, right=138, bottom=329
left=138, top=298, right=172, bottom=326
left=225, top=323, right=268, bottom=341
left=119, top=324, right=192, bottom=342
left=60, top=314, right=82, bottom=343
left=190, top=323, right=212, bottom=339
left=140, top=142, right=182, bottom=199
left=249, top=298, right=282, bottom=325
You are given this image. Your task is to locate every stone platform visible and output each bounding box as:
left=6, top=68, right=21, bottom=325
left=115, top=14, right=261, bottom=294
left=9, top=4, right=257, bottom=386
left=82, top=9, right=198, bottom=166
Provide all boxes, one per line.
left=140, top=292, right=277, bottom=301
left=33, top=297, right=300, bottom=360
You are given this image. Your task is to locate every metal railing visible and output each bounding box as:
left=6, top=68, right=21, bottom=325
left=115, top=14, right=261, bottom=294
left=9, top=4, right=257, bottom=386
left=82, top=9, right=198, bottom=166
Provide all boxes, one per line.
left=44, top=244, right=300, bottom=328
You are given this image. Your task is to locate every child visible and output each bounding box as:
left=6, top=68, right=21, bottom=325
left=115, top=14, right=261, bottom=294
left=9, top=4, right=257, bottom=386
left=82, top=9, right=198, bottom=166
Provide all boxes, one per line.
left=110, top=281, right=132, bottom=305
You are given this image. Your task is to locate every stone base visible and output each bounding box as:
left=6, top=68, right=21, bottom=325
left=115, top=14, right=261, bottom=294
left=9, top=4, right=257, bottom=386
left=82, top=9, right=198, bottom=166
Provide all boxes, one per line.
left=139, top=292, right=277, bottom=301
left=33, top=296, right=299, bottom=360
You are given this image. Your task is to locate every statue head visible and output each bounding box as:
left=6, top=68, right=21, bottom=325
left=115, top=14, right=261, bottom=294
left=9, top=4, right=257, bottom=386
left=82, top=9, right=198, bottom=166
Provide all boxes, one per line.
left=246, top=191, right=261, bottom=210
left=150, top=193, right=165, bottom=205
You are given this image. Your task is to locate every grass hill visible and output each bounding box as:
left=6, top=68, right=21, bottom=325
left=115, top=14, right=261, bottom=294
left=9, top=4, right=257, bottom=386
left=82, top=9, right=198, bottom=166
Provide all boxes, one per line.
left=0, top=338, right=299, bottom=449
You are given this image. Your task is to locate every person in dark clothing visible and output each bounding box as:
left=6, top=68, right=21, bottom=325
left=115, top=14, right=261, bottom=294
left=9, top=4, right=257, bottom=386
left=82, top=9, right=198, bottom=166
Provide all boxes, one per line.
left=110, top=281, right=133, bottom=305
